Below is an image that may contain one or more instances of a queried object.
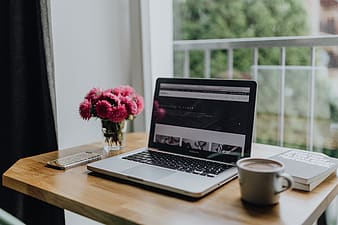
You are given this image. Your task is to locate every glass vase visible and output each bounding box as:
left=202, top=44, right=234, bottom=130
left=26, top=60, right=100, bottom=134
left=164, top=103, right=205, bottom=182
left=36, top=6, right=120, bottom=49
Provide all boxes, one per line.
left=101, top=120, right=126, bottom=153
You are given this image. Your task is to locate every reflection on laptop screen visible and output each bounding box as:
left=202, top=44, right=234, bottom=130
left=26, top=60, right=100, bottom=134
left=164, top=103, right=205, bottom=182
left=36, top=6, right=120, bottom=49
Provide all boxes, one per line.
left=148, top=78, right=256, bottom=163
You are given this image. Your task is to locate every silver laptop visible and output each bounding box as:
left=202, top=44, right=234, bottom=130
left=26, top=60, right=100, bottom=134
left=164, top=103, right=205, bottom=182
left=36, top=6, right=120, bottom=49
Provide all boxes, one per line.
left=87, top=78, right=257, bottom=198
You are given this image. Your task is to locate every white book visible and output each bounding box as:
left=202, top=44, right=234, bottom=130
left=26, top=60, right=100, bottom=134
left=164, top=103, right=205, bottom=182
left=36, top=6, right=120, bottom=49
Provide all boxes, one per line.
left=292, top=170, right=336, bottom=192
left=270, top=149, right=338, bottom=191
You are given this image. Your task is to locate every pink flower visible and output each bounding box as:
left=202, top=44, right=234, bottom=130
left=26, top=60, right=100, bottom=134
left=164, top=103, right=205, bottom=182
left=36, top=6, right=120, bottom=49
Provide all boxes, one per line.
left=79, top=85, right=144, bottom=123
left=120, top=96, right=138, bottom=115
left=128, top=101, right=138, bottom=115
left=85, top=88, right=102, bottom=103
left=96, top=100, right=112, bottom=119
left=79, top=99, right=91, bottom=120
left=109, top=104, right=128, bottom=122
left=135, top=95, right=144, bottom=115
left=113, top=85, right=135, bottom=97
left=101, top=89, right=114, bottom=99
left=102, top=90, right=120, bottom=105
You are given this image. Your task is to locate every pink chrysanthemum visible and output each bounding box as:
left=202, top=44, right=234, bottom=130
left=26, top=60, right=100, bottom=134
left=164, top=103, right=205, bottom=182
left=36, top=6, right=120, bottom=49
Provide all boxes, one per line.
left=120, top=96, right=138, bottom=115
left=128, top=101, right=138, bottom=115
left=112, top=87, right=122, bottom=96
left=96, top=100, right=112, bottom=119
left=85, top=87, right=102, bottom=102
left=111, top=94, right=121, bottom=106
left=109, top=105, right=128, bottom=123
left=80, top=86, right=144, bottom=123
left=113, top=85, right=135, bottom=97
left=135, top=95, right=144, bottom=115
left=101, top=89, right=114, bottom=99
left=79, top=99, right=91, bottom=120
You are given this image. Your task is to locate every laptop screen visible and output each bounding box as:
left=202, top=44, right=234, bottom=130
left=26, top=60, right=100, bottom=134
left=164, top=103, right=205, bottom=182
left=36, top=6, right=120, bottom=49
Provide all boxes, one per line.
left=148, top=78, right=257, bottom=164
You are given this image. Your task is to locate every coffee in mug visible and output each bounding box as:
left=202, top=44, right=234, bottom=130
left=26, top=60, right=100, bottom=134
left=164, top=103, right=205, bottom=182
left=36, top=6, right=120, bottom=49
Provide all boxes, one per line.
left=237, top=158, right=293, bottom=205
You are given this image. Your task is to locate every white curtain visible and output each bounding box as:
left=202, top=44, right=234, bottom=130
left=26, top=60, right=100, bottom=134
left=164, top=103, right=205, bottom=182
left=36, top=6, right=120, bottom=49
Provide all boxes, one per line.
left=129, top=0, right=147, bottom=132
left=40, top=0, right=58, bottom=136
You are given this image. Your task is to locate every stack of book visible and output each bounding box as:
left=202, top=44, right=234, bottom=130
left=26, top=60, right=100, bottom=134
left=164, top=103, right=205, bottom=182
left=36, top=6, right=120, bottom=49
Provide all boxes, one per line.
left=270, top=149, right=338, bottom=191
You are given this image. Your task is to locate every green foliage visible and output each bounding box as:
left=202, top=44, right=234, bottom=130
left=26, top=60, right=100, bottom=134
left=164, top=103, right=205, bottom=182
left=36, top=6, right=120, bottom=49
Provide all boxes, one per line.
left=174, top=0, right=308, bottom=39
left=330, top=102, right=338, bottom=122
left=173, top=0, right=338, bottom=152
left=173, top=0, right=310, bottom=77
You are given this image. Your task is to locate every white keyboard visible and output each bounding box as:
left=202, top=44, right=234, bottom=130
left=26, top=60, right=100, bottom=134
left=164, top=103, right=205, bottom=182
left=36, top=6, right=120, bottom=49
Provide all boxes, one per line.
left=47, top=152, right=102, bottom=169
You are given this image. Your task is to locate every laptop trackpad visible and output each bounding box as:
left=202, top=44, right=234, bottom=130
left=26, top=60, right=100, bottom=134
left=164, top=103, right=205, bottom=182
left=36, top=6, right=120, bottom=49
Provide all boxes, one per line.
left=123, top=165, right=175, bottom=181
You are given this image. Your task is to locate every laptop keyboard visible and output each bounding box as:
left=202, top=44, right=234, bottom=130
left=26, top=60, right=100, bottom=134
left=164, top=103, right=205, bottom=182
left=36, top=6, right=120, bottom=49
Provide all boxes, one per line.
left=122, top=151, right=233, bottom=177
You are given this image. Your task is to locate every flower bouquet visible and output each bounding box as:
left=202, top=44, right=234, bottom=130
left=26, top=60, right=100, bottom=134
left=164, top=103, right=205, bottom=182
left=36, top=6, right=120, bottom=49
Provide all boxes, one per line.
left=79, top=85, right=144, bottom=151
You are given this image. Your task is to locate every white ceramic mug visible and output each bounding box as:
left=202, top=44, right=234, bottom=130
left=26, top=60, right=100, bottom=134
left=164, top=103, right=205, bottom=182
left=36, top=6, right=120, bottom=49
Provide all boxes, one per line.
left=237, top=157, right=293, bottom=205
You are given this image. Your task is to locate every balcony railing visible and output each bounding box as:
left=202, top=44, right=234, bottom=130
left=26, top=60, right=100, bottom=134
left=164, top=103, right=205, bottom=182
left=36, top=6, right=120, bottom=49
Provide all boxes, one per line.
left=173, top=35, right=338, bottom=152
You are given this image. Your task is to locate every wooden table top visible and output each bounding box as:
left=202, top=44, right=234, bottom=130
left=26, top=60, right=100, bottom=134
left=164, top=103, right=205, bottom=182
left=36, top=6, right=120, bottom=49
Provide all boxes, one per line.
left=2, top=133, right=338, bottom=225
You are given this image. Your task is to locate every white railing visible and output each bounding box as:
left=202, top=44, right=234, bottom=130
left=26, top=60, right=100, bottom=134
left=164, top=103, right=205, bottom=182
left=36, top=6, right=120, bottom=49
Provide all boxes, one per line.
left=173, top=35, right=338, bottom=151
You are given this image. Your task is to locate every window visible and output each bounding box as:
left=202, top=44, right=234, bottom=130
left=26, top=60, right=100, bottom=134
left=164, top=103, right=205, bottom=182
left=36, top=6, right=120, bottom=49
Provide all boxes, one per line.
left=173, top=0, right=338, bottom=159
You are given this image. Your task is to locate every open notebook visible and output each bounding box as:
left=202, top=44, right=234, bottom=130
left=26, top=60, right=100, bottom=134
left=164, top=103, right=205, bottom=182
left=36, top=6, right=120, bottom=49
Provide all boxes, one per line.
left=88, top=77, right=257, bottom=198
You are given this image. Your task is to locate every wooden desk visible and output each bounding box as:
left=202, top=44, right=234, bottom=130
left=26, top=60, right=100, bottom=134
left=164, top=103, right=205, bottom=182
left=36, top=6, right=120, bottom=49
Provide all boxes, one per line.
left=2, top=133, right=338, bottom=225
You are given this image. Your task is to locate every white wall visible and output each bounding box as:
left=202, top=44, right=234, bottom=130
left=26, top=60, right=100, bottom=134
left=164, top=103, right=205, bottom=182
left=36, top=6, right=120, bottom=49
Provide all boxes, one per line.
left=51, top=0, right=131, bottom=224
left=51, top=0, right=173, bottom=149
left=52, top=0, right=131, bottom=149
left=51, top=0, right=173, bottom=224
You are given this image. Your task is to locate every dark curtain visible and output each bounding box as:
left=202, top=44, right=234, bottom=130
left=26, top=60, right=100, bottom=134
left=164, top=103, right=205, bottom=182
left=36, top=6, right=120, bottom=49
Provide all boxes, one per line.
left=0, top=1, right=65, bottom=225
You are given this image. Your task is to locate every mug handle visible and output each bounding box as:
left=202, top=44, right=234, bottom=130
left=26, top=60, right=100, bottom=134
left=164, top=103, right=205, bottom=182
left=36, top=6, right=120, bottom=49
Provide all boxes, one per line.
left=275, top=172, right=294, bottom=194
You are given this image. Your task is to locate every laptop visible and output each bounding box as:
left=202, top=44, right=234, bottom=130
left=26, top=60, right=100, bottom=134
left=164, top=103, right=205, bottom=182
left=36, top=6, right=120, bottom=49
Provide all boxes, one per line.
left=87, top=77, right=257, bottom=198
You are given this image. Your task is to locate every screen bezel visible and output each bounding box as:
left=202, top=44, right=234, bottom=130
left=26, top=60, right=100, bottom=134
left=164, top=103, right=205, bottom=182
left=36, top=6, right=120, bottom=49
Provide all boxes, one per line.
left=147, top=77, right=257, bottom=164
